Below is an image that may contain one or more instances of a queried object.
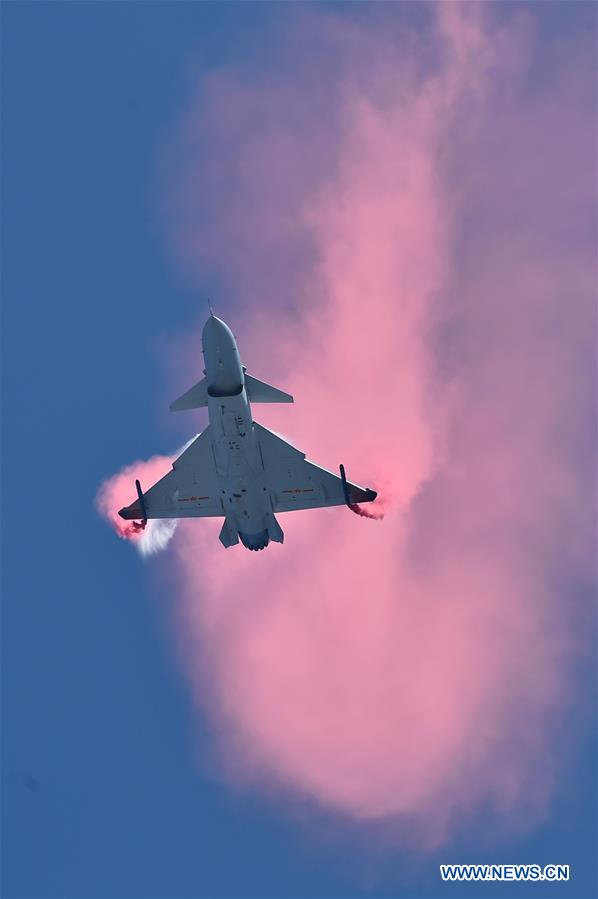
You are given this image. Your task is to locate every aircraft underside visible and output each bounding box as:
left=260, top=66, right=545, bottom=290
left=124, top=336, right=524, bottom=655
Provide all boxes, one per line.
left=118, top=314, right=377, bottom=550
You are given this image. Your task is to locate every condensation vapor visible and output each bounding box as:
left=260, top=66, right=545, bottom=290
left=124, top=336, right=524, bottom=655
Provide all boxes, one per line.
left=154, top=3, right=593, bottom=847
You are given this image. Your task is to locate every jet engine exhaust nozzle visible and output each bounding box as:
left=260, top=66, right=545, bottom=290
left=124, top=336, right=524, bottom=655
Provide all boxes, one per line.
left=239, top=530, right=270, bottom=551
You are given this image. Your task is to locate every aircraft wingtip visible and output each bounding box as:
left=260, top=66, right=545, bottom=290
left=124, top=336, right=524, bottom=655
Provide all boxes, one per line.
left=118, top=503, right=142, bottom=520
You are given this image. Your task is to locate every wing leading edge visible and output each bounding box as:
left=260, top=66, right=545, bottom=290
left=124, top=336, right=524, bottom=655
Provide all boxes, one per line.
left=118, top=426, right=221, bottom=521
left=255, top=422, right=377, bottom=513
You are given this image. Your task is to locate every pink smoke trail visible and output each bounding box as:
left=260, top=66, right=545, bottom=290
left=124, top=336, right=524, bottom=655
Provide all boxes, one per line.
left=349, top=504, right=384, bottom=521
left=97, top=454, right=175, bottom=555
left=153, top=3, right=593, bottom=848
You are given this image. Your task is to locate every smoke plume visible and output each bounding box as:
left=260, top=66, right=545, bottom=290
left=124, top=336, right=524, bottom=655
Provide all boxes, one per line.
left=97, top=439, right=196, bottom=556
left=104, top=3, right=595, bottom=848
left=348, top=503, right=384, bottom=521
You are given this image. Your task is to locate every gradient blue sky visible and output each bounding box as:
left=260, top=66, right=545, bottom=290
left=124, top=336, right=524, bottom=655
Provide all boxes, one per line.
left=2, top=3, right=596, bottom=898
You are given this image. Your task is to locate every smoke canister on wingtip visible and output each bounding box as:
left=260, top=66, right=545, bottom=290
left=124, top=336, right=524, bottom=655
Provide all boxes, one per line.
left=202, top=315, right=244, bottom=397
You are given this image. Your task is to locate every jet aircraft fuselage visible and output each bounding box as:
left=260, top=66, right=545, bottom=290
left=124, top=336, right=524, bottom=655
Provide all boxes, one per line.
left=202, top=315, right=280, bottom=549
left=119, top=314, right=377, bottom=550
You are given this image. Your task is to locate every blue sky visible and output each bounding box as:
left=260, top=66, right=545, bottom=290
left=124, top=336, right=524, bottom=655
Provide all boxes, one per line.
left=2, top=3, right=596, bottom=898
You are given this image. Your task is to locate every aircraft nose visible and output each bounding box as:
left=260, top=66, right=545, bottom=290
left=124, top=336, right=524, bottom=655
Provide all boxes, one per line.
left=202, top=313, right=244, bottom=396
left=202, top=314, right=233, bottom=344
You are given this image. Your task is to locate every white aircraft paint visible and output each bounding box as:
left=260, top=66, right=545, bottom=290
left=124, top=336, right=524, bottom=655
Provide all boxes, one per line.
left=119, top=315, right=376, bottom=550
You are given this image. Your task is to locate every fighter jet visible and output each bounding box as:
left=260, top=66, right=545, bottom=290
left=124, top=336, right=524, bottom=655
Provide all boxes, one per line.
left=119, top=315, right=377, bottom=550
